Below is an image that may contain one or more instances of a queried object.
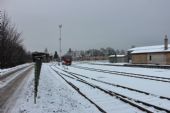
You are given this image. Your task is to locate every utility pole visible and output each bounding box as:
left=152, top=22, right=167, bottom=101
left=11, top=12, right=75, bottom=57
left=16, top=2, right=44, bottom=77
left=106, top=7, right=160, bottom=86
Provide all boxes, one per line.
left=0, top=11, right=2, bottom=68
left=59, top=24, right=62, bottom=62
left=0, top=11, right=3, bottom=68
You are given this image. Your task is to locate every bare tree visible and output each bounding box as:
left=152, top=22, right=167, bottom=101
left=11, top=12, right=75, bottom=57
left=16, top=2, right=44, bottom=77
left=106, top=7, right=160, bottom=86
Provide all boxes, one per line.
left=0, top=11, right=31, bottom=68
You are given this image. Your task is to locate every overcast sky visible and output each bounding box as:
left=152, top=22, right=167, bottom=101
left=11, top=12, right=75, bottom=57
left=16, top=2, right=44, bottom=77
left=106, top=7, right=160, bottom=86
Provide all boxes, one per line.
left=1, top=0, right=170, bottom=54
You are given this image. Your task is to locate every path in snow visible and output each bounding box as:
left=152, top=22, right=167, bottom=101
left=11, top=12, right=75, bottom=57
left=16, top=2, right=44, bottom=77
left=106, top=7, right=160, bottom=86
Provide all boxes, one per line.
left=0, top=66, right=33, bottom=113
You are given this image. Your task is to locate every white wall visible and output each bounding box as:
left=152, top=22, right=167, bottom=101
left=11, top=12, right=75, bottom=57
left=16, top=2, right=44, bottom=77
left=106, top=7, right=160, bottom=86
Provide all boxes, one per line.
left=147, top=53, right=166, bottom=65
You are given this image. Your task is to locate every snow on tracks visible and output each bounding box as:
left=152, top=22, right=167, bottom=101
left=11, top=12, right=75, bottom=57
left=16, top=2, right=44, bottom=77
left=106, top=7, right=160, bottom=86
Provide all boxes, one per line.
left=69, top=64, right=170, bottom=98
left=72, top=65, right=170, bottom=83
left=51, top=65, right=149, bottom=113
left=51, top=63, right=170, bottom=113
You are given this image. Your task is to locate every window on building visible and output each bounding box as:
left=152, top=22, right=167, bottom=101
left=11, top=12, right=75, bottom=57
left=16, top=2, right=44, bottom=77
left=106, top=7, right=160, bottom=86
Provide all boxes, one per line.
left=149, top=55, right=152, bottom=61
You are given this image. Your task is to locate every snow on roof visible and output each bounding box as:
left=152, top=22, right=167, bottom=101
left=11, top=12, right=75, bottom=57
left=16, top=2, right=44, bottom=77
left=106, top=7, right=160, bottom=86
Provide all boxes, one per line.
left=109, top=55, right=125, bottom=57
left=128, top=44, right=170, bottom=54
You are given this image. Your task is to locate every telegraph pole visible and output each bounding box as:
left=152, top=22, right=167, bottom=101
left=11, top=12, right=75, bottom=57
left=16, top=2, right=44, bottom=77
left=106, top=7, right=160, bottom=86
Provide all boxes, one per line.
left=59, top=24, right=62, bottom=63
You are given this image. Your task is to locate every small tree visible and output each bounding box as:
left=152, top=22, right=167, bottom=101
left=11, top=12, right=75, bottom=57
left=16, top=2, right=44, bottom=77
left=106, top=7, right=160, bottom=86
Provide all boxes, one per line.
left=106, top=47, right=115, bottom=56
left=54, top=51, right=59, bottom=61
left=67, top=48, right=72, bottom=54
left=44, top=48, right=48, bottom=53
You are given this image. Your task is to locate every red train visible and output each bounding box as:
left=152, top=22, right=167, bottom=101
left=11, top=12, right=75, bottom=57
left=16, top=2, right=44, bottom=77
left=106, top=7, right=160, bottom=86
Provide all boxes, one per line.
left=61, top=55, right=72, bottom=66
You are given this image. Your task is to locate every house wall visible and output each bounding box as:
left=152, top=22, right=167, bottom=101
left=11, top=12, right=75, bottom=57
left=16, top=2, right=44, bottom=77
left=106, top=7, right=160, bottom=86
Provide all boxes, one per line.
left=165, top=53, right=170, bottom=65
left=132, top=52, right=170, bottom=65
left=147, top=53, right=166, bottom=65
left=132, top=54, right=147, bottom=64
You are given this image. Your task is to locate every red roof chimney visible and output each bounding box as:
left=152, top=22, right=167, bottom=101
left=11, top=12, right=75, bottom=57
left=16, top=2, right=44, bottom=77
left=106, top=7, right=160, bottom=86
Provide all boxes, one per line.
left=164, top=35, right=168, bottom=50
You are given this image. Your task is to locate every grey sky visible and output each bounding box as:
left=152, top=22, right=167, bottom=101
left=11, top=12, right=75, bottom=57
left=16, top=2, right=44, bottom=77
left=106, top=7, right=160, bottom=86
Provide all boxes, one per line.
left=1, top=0, right=170, bottom=54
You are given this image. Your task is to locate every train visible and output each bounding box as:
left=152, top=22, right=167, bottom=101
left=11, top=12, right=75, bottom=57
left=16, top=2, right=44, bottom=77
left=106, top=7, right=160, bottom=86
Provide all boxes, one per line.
left=61, top=55, right=72, bottom=66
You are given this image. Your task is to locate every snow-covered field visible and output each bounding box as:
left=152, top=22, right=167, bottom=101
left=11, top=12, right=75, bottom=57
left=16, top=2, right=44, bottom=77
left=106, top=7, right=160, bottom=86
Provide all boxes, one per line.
left=0, top=63, right=33, bottom=89
left=6, top=62, right=170, bottom=113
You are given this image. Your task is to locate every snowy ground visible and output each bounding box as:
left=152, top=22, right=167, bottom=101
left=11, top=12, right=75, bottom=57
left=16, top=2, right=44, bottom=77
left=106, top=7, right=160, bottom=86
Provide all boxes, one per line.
left=52, top=63, right=170, bottom=112
left=0, top=63, right=32, bottom=77
left=77, top=60, right=128, bottom=65
left=73, top=63, right=170, bottom=81
left=0, top=65, right=33, bottom=89
left=5, top=62, right=170, bottom=113
left=70, top=63, right=170, bottom=98
left=9, top=64, right=99, bottom=113
left=0, top=63, right=33, bottom=90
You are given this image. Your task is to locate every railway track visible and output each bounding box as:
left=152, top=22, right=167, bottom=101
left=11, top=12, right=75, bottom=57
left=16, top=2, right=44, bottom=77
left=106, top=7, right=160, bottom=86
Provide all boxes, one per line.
left=50, top=67, right=151, bottom=113
left=53, top=65, right=170, bottom=110
left=51, top=68, right=107, bottom=113
left=71, top=65, right=170, bottom=83
left=56, top=67, right=170, bottom=101
left=51, top=65, right=170, bottom=113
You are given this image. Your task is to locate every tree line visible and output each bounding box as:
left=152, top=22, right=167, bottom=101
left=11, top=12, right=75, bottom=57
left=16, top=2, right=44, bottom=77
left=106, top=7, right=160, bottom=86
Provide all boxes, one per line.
left=0, top=11, right=31, bottom=69
left=66, top=47, right=126, bottom=58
